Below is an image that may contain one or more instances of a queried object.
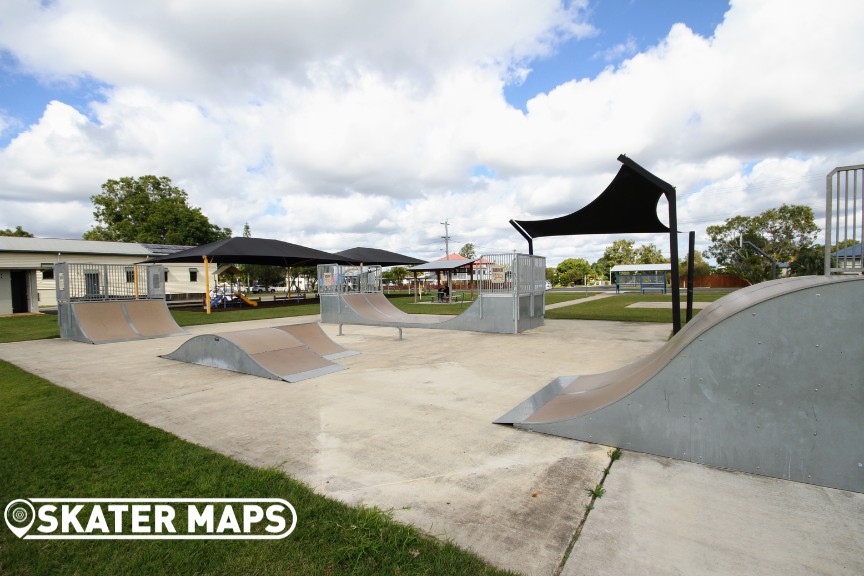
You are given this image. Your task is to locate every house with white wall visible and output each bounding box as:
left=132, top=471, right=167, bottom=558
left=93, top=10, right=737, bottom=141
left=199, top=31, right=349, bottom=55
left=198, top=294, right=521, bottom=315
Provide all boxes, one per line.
left=0, top=237, right=203, bottom=314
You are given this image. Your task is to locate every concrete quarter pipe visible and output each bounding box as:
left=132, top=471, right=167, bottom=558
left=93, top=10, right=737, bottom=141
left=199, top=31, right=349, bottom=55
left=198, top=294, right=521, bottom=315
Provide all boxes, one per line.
left=497, top=276, right=864, bottom=493
left=162, top=324, right=355, bottom=382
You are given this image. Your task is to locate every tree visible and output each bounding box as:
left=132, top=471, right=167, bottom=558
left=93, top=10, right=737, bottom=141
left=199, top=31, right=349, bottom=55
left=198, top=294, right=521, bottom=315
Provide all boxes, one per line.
left=635, top=243, right=667, bottom=264
left=0, top=226, right=34, bottom=237
left=83, top=175, right=231, bottom=245
left=789, top=245, right=826, bottom=276
left=556, top=258, right=592, bottom=286
left=678, top=250, right=713, bottom=279
left=594, top=239, right=637, bottom=279
left=459, top=243, right=476, bottom=259
left=704, top=204, right=819, bottom=284
left=243, top=222, right=252, bottom=238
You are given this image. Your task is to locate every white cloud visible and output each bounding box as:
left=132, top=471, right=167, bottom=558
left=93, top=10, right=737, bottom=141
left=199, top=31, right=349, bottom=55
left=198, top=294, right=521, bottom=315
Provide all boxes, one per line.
left=0, top=0, right=863, bottom=267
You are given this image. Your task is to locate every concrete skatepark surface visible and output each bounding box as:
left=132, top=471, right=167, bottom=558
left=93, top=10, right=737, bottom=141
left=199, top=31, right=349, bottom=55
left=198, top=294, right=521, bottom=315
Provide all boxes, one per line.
left=1, top=316, right=862, bottom=575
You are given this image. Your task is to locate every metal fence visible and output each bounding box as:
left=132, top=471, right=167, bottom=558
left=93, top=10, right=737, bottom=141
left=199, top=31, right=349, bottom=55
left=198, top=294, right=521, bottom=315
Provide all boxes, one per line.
left=825, top=164, right=864, bottom=274
left=55, top=262, right=166, bottom=303
left=474, top=253, right=546, bottom=295
left=317, top=253, right=545, bottom=297
left=317, top=264, right=383, bottom=294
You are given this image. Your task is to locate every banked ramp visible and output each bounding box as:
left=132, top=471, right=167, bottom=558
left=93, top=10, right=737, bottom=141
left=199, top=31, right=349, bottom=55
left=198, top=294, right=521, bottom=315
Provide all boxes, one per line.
left=162, top=323, right=355, bottom=382
left=497, top=276, right=864, bottom=493
left=59, top=300, right=186, bottom=344
left=321, top=292, right=544, bottom=335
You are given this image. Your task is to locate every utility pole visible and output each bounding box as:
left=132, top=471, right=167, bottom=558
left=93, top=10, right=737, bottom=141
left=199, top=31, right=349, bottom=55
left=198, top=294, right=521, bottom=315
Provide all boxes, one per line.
left=441, top=219, right=451, bottom=258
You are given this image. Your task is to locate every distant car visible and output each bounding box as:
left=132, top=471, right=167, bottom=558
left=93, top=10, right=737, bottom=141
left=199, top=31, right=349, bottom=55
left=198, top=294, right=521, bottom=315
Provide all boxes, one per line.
left=251, top=284, right=276, bottom=293
left=545, top=281, right=552, bottom=290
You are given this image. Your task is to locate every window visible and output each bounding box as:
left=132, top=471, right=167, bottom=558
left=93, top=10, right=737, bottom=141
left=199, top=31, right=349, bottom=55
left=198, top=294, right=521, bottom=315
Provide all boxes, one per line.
left=164, top=270, right=169, bottom=283
left=189, top=268, right=198, bottom=282
left=125, top=267, right=135, bottom=283
left=41, top=264, right=54, bottom=280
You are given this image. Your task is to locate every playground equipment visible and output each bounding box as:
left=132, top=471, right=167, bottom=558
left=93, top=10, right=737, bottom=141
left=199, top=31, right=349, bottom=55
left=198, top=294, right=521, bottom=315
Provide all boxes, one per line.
left=318, top=253, right=546, bottom=337
left=56, top=263, right=185, bottom=344
left=498, top=270, right=864, bottom=493
left=162, top=323, right=356, bottom=382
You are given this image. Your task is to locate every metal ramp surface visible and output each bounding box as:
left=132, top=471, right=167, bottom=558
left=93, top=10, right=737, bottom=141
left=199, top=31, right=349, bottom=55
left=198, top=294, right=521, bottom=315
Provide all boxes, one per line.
left=60, top=300, right=186, bottom=344
left=497, top=276, right=864, bottom=493
left=162, top=325, right=351, bottom=382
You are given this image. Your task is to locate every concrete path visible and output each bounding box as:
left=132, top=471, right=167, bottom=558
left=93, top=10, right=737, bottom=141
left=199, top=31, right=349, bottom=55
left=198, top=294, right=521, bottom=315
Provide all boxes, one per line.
left=1, top=316, right=862, bottom=576
left=545, top=293, right=613, bottom=310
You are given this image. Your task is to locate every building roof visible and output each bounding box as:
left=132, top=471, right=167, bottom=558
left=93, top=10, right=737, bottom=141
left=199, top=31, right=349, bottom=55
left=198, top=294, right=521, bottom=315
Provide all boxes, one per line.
left=0, top=236, right=155, bottom=257
left=831, top=243, right=862, bottom=258
left=610, top=263, right=672, bottom=273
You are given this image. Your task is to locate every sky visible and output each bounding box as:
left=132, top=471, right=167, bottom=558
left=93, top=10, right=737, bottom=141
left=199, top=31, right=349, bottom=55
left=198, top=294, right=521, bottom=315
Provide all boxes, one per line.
left=1, top=0, right=863, bottom=268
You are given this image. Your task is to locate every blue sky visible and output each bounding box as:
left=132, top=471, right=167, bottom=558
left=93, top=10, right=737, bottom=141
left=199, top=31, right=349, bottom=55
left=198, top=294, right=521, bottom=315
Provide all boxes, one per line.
left=2, top=1, right=728, bottom=144
left=505, top=0, right=730, bottom=111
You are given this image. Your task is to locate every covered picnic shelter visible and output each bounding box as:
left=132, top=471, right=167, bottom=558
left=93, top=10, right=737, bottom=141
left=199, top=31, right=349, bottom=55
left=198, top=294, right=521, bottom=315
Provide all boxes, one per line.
left=610, top=263, right=672, bottom=293
left=407, top=258, right=479, bottom=303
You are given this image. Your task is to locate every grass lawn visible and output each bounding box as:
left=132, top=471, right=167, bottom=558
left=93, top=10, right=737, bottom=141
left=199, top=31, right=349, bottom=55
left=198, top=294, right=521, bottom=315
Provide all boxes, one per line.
left=544, top=291, right=594, bottom=305
left=546, top=291, right=730, bottom=323
left=0, top=360, right=513, bottom=576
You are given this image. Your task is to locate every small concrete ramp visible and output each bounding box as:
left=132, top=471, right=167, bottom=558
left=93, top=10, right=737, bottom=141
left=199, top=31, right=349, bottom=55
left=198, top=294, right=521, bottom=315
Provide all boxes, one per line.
left=162, top=326, right=348, bottom=382
left=273, top=322, right=358, bottom=360
left=497, top=276, right=864, bottom=493
left=323, top=291, right=543, bottom=334
left=60, top=300, right=186, bottom=344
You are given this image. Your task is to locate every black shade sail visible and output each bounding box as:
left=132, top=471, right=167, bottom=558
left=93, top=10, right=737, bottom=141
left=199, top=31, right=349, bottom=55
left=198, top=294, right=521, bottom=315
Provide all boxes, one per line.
left=334, top=247, right=426, bottom=266
left=510, top=154, right=675, bottom=239
left=148, top=237, right=351, bottom=266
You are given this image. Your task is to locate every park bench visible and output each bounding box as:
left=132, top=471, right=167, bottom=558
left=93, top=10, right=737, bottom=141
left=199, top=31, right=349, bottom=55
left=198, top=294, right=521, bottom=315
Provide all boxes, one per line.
left=615, top=273, right=667, bottom=294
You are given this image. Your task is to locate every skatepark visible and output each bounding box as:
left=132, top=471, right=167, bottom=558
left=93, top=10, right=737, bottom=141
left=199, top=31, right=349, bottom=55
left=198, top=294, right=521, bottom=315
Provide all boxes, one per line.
left=1, top=304, right=862, bottom=575
left=3, top=161, right=862, bottom=574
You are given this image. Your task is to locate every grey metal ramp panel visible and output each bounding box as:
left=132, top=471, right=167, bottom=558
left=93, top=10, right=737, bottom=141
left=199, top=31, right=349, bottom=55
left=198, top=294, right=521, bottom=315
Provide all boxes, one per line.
left=123, top=299, right=186, bottom=337
left=162, top=334, right=282, bottom=380
left=494, top=376, right=574, bottom=424
left=274, top=323, right=359, bottom=359
left=70, top=301, right=141, bottom=344
left=507, top=276, right=864, bottom=493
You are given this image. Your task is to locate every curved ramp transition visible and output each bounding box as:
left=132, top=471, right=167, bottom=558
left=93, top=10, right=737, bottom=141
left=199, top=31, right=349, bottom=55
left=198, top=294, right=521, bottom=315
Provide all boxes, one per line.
left=162, top=324, right=353, bottom=382
left=497, top=276, right=864, bottom=493
left=321, top=292, right=543, bottom=334
left=59, top=299, right=186, bottom=344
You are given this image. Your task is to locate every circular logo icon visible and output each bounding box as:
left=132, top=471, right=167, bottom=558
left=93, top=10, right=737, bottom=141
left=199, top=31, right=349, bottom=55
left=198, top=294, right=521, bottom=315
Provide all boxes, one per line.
left=4, top=499, right=35, bottom=538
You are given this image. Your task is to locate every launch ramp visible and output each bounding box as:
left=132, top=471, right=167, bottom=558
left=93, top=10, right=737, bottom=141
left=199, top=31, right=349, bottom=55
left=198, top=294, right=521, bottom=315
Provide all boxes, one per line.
left=162, top=326, right=347, bottom=382
left=274, top=322, right=358, bottom=360
left=497, top=276, right=864, bottom=493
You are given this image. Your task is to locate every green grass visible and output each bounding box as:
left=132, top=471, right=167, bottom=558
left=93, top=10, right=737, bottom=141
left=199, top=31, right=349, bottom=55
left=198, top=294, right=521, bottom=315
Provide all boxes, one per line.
left=0, top=360, right=513, bottom=576
left=171, top=303, right=321, bottom=326
left=545, top=291, right=730, bottom=323
left=0, top=314, right=60, bottom=343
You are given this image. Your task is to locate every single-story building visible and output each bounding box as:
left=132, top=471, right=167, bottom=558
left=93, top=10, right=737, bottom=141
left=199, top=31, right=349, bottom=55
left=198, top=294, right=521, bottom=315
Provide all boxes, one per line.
left=0, top=237, right=203, bottom=314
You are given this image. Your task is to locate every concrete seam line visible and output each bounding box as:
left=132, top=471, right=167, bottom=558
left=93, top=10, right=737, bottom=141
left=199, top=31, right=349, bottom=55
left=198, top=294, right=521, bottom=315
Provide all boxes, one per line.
left=552, top=447, right=621, bottom=576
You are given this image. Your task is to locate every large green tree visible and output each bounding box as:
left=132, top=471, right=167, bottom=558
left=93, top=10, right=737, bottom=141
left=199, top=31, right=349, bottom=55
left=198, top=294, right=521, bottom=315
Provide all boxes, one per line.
left=0, top=226, right=34, bottom=237
left=556, top=257, right=592, bottom=286
left=83, top=175, right=231, bottom=245
left=704, top=204, right=819, bottom=284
